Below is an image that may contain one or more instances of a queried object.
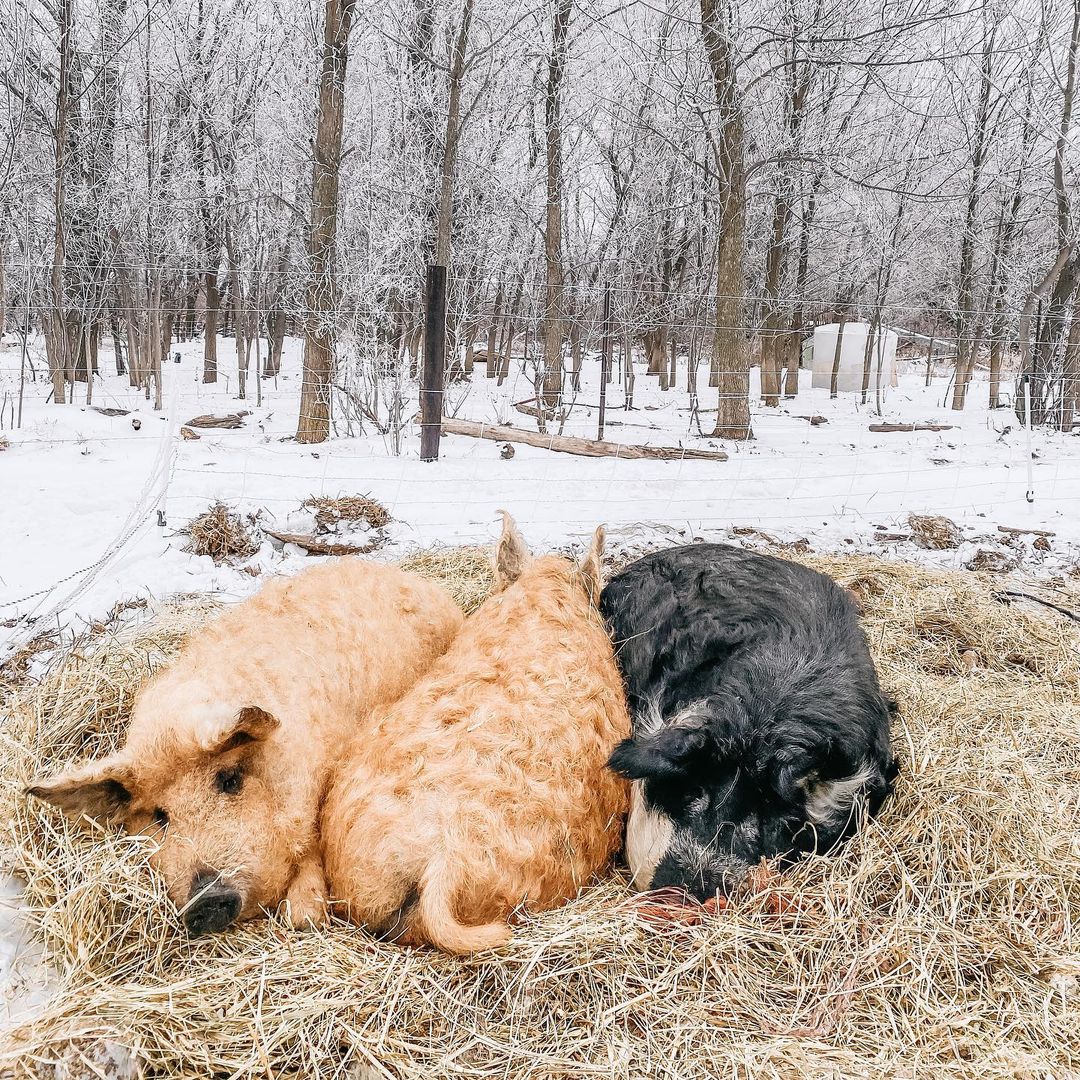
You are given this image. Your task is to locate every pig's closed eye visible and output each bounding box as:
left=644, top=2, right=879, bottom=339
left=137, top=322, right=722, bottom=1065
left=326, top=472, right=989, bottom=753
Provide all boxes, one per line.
left=215, top=766, right=244, bottom=796
left=153, top=807, right=169, bottom=827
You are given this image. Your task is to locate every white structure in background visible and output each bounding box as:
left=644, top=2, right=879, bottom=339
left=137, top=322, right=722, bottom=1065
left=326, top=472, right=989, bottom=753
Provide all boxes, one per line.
left=807, top=322, right=898, bottom=393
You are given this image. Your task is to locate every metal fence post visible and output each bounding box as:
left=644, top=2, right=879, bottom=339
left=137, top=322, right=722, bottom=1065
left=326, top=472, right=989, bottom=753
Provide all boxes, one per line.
left=420, top=264, right=446, bottom=462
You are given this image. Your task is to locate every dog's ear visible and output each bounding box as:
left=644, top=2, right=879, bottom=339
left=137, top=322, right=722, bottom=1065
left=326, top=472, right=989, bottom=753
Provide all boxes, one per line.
left=579, top=525, right=605, bottom=605
left=492, top=510, right=530, bottom=591
left=608, top=725, right=712, bottom=781
left=26, top=755, right=135, bottom=821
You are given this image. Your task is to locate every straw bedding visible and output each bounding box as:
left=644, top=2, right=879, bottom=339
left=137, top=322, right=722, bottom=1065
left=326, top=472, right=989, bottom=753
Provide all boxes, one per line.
left=183, top=502, right=260, bottom=564
left=2, top=551, right=1079, bottom=1079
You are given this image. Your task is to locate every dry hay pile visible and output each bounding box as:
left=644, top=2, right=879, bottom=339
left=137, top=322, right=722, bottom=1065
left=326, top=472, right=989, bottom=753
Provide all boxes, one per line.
left=2, top=552, right=1079, bottom=1079
left=302, top=496, right=391, bottom=534
left=183, top=502, right=260, bottom=563
left=907, top=513, right=964, bottom=551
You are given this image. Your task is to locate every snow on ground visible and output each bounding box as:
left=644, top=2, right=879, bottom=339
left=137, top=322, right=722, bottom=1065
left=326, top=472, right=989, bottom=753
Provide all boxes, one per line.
left=1, top=332, right=1078, bottom=1031
left=1, top=334, right=1077, bottom=665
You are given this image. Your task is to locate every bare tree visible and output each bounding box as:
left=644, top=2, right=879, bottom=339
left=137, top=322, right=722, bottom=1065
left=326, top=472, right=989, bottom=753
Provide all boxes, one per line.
left=700, top=0, right=751, bottom=439
left=297, top=0, right=358, bottom=444
left=1021, top=0, right=1080, bottom=426
left=540, top=0, right=572, bottom=410
left=950, top=18, right=997, bottom=411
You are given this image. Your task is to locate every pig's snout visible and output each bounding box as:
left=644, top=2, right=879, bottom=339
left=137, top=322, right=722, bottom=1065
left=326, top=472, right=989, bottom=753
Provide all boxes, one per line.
left=184, top=871, right=242, bottom=936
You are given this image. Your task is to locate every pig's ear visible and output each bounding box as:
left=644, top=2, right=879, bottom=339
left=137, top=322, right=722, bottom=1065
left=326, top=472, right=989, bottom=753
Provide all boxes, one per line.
left=492, top=510, right=530, bottom=591
left=607, top=724, right=713, bottom=781
left=26, top=756, right=135, bottom=821
left=578, top=525, right=605, bottom=606
left=206, top=705, right=280, bottom=755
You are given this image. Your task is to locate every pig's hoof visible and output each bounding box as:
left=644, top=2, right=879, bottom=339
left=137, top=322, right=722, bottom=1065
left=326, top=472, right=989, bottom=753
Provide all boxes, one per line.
left=284, top=894, right=329, bottom=930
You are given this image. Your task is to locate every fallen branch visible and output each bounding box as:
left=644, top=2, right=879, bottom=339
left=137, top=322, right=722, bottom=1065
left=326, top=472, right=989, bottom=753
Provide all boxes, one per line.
left=868, top=422, right=954, bottom=433
left=186, top=412, right=246, bottom=429
left=732, top=526, right=780, bottom=544
left=795, top=414, right=828, bottom=426
left=997, top=525, right=1055, bottom=539
left=441, top=418, right=728, bottom=461
left=993, top=590, right=1080, bottom=624
left=264, top=529, right=380, bottom=556
left=513, top=401, right=564, bottom=422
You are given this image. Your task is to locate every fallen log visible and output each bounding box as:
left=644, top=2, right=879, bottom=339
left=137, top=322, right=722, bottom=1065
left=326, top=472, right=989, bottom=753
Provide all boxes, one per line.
left=441, top=418, right=728, bottom=461
left=186, top=412, right=245, bottom=429
left=868, top=422, right=954, bottom=433
left=264, top=529, right=380, bottom=556
left=997, top=524, right=1055, bottom=538
left=513, top=401, right=564, bottom=422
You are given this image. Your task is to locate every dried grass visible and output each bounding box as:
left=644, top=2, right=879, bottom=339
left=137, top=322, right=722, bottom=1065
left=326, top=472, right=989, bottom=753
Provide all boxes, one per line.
left=2, top=552, right=1079, bottom=1078
left=302, top=495, right=391, bottom=534
left=398, top=546, right=494, bottom=614
left=907, top=512, right=964, bottom=550
left=183, top=502, right=260, bottom=564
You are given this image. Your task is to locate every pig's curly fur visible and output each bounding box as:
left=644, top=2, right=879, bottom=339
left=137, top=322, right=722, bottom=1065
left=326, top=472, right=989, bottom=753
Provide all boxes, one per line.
left=321, top=518, right=631, bottom=953
left=29, top=560, right=464, bottom=925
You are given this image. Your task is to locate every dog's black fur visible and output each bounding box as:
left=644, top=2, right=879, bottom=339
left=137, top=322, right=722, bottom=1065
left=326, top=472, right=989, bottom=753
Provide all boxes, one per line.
left=600, top=543, right=898, bottom=900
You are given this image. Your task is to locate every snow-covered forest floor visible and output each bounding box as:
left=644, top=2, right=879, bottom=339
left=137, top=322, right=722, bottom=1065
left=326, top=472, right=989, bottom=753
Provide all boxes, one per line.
left=2, top=332, right=1079, bottom=1029
left=2, top=333, right=1078, bottom=668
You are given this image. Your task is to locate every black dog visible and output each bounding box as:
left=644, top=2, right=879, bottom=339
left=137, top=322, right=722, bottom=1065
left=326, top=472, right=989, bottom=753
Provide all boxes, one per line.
left=600, top=543, right=898, bottom=900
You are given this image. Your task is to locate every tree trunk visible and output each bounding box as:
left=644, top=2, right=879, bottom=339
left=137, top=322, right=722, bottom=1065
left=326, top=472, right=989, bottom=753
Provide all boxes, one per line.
left=1017, top=244, right=1075, bottom=425
left=861, top=315, right=878, bottom=405
left=111, top=310, right=126, bottom=375
left=1061, top=284, right=1080, bottom=431
left=760, top=188, right=789, bottom=407
left=829, top=311, right=848, bottom=398
left=787, top=175, right=822, bottom=400
left=541, top=0, right=572, bottom=408
left=486, top=288, right=500, bottom=377
left=47, top=0, right=75, bottom=406
left=434, top=0, right=472, bottom=268
left=203, top=268, right=219, bottom=382
left=266, top=308, right=286, bottom=377
left=951, top=23, right=995, bottom=410
left=570, top=322, right=582, bottom=392
left=644, top=328, right=669, bottom=389
left=1026, top=0, right=1080, bottom=424
left=297, top=0, right=357, bottom=443
left=701, top=0, right=751, bottom=439
left=497, top=279, right=521, bottom=385
left=263, top=237, right=291, bottom=378
left=645, top=329, right=663, bottom=375
left=782, top=330, right=800, bottom=397
left=688, top=327, right=699, bottom=398
left=223, top=219, right=247, bottom=398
